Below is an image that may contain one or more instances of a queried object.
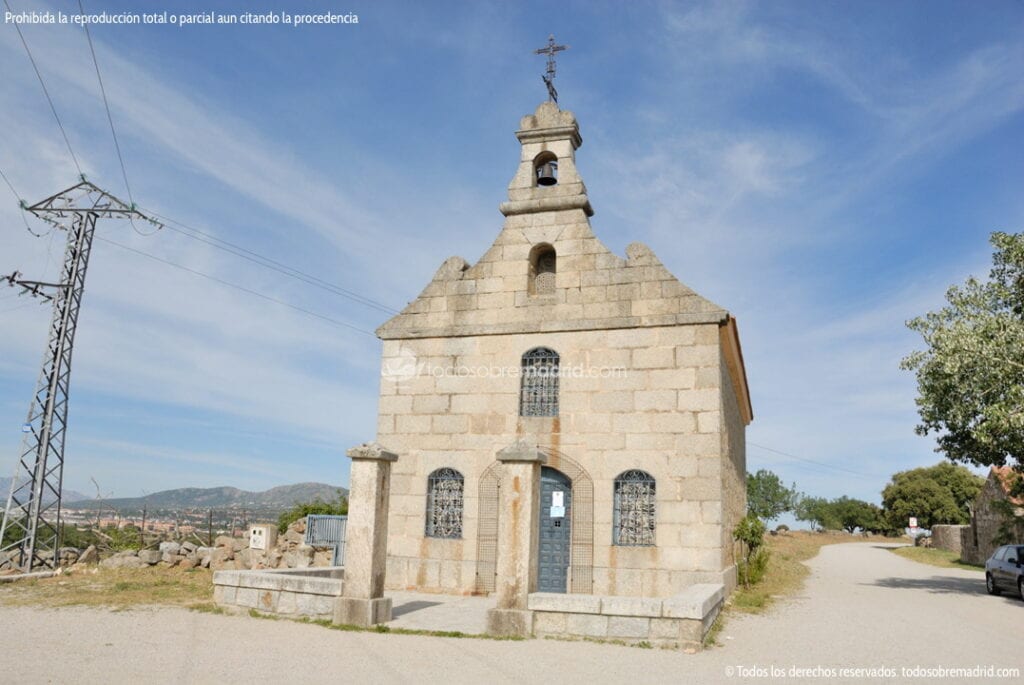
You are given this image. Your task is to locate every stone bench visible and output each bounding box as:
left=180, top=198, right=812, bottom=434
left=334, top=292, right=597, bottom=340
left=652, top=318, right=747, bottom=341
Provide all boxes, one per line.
left=213, top=567, right=345, bottom=621
left=527, top=583, right=724, bottom=649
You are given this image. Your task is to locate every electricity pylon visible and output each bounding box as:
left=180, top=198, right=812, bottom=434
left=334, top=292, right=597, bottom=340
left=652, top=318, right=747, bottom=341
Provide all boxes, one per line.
left=0, top=180, right=159, bottom=572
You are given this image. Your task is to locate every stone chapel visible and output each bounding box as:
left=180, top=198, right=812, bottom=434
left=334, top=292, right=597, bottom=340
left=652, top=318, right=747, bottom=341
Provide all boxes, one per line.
left=372, top=100, right=752, bottom=619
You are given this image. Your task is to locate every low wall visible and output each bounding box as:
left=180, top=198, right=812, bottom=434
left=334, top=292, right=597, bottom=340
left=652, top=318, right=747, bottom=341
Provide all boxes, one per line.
left=527, top=583, right=724, bottom=649
left=213, top=567, right=344, bottom=621
left=931, top=525, right=966, bottom=556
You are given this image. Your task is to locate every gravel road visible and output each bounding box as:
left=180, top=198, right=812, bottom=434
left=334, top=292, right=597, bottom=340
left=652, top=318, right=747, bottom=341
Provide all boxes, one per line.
left=2, top=543, right=1021, bottom=684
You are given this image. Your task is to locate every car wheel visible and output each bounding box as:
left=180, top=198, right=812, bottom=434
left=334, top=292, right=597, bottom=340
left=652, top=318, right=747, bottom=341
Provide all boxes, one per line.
left=986, top=573, right=1000, bottom=595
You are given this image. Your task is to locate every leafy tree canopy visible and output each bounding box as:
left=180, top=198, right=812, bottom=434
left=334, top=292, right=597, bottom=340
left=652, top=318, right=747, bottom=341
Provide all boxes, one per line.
left=829, top=496, right=886, bottom=534
left=881, top=466, right=969, bottom=529
left=794, top=496, right=841, bottom=531
left=902, top=231, right=1024, bottom=471
left=746, top=469, right=800, bottom=521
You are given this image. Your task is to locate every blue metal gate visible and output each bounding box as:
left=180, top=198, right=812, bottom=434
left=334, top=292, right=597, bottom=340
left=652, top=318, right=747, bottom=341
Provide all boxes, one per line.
left=538, top=467, right=572, bottom=593
left=304, top=515, right=347, bottom=566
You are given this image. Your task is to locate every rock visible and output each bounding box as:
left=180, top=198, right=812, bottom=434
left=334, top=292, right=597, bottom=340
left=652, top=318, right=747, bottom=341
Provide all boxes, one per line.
left=282, top=545, right=315, bottom=569
left=137, top=549, right=161, bottom=565
left=199, top=555, right=211, bottom=569
left=210, top=547, right=234, bottom=567
left=77, top=545, right=99, bottom=564
left=159, top=542, right=181, bottom=555
left=237, top=548, right=252, bottom=568
left=313, top=550, right=333, bottom=567
left=232, top=538, right=247, bottom=552
left=214, top=536, right=235, bottom=548
left=100, top=555, right=147, bottom=569
left=181, top=541, right=198, bottom=554
left=282, top=528, right=304, bottom=545
left=178, top=557, right=198, bottom=570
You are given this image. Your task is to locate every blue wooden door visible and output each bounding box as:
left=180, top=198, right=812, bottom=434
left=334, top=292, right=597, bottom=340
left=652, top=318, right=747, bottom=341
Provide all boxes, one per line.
left=538, top=467, right=572, bottom=593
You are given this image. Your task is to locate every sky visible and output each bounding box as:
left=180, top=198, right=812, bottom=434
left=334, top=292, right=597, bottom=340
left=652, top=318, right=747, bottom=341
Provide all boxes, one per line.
left=0, top=0, right=1022, bottom=506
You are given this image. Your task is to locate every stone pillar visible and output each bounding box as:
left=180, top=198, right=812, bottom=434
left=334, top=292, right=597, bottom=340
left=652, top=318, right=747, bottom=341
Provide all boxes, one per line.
left=334, top=442, right=397, bottom=627
left=486, top=440, right=545, bottom=637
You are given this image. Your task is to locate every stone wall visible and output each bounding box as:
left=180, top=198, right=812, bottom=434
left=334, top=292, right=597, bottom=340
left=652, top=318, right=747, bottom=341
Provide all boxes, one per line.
left=962, top=474, right=1024, bottom=565
left=380, top=323, right=740, bottom=597
left=528, top=584, right=723, bottom=649
left=718, top=350, right=746, bottom=593
left=213, top=568, right=344, bottom=621
left=931, top=525, right=966, bottom=556
left=0, top=518, right=336, bottom=575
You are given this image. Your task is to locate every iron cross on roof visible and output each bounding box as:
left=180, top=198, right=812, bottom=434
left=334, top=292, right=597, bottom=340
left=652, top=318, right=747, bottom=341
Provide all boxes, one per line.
left=534, top=34, right=569, bottom=103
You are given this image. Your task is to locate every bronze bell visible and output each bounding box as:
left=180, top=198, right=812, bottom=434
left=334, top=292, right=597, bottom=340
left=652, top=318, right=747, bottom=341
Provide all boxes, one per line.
left=536, top=161, right=558, bottom=186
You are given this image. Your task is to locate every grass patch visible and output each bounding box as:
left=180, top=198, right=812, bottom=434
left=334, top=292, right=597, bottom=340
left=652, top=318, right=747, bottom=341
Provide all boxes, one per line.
left=0, top=566, right=214, bottom=609
left=703, top=612, right=724, bottom=647
left=889, top=545, right=984, bottom=572
left=727, top=531, right=881, bottom=617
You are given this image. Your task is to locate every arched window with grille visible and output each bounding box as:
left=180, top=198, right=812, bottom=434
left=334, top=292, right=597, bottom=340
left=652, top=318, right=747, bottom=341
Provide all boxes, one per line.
left=529, top=244, right=557, bottom=296
left=425, top=468, right=464, bottom=539
left=613, top=470, right=656, bottom=546
left=519, top=347, right=559, bottom=417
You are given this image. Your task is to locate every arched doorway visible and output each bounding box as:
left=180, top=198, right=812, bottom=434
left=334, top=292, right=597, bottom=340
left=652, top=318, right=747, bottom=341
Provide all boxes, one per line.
left=474, top=448, right=593, bottom=594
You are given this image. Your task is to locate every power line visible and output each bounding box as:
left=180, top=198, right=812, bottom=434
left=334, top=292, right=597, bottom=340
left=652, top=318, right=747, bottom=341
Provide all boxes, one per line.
left=0, top=165, right=37, bottom=235
left=748, top=441, right=885, bottom=479
left=94, top=235, right=378, bottom=337
left=77, top=0, right=133, bottom=208
left=138, top=206, right=401, bottom=315
left=3, top=0, right=83, bottom=177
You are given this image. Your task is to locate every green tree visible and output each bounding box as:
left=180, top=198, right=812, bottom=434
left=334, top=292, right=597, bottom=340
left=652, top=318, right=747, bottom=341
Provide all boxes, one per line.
left=732, top=513, right=769, bottom=587
left=881, top=462, right=983, bottom=529
left=746, top=469, right=799, bottom=522
left=794, top=496, right=840, bottom=531
left=882, top=476, right=962, bottom=530
left=829, top=497, right=885, bottom=534
left=277, top=492, right=348, bottom=533
left=901, top=231, right=1024, bottom=471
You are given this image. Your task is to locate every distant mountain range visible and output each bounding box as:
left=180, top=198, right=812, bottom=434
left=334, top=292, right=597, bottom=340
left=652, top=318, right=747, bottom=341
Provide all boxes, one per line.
left=0, top=477, right=89, bottom=505
left=64, top=482, right=347, bottom=511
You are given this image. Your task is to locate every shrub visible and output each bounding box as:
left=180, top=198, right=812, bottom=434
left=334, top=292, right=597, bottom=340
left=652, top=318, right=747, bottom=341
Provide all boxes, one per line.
left=738, top=547, right=771, bottom=586
left=733, top=513, right=768, bottom=588
left=278, top=493, right=348, bottom=533
left=775, top=524, right=790, bottom=533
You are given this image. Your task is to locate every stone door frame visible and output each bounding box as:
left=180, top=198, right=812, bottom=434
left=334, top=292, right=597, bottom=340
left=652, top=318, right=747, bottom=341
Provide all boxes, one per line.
left=475, top=447, right=593, bottom=594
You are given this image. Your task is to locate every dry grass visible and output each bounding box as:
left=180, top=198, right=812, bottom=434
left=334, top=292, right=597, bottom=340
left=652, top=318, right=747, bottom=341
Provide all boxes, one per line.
left=727, top=531, right=882, bottom=615
left=889, top=545, right=984, bottom=572
left=0, top=566, right=214, bottom=609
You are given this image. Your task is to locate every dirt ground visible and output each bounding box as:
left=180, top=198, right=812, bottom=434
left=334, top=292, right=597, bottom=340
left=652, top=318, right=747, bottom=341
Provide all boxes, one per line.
left=1, top=543, right=1021, bottom=684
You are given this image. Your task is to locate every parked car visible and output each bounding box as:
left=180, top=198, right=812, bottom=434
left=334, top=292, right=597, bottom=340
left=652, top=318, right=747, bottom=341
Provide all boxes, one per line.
left=985, top=544, right=1024, bottom=598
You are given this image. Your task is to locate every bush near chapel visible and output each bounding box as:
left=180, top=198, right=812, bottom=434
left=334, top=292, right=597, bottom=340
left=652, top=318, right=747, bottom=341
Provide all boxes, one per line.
left=277, top=492, right=348, bottom=533
left=733, top=513, right=769, bottom=587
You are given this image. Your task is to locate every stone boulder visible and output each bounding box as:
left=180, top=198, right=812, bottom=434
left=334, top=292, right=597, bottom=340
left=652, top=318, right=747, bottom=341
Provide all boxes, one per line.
left=100, top=554, right=148, bottom=570
left=137, top=549, right=161, bottom=565
left=159, top=541, right=181, bottom=555
left=77, top=545, right=99, bottom=565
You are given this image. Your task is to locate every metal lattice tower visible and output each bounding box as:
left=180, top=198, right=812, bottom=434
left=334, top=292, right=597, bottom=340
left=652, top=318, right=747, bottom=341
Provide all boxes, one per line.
left=0, top=181, right=158, bottom=572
